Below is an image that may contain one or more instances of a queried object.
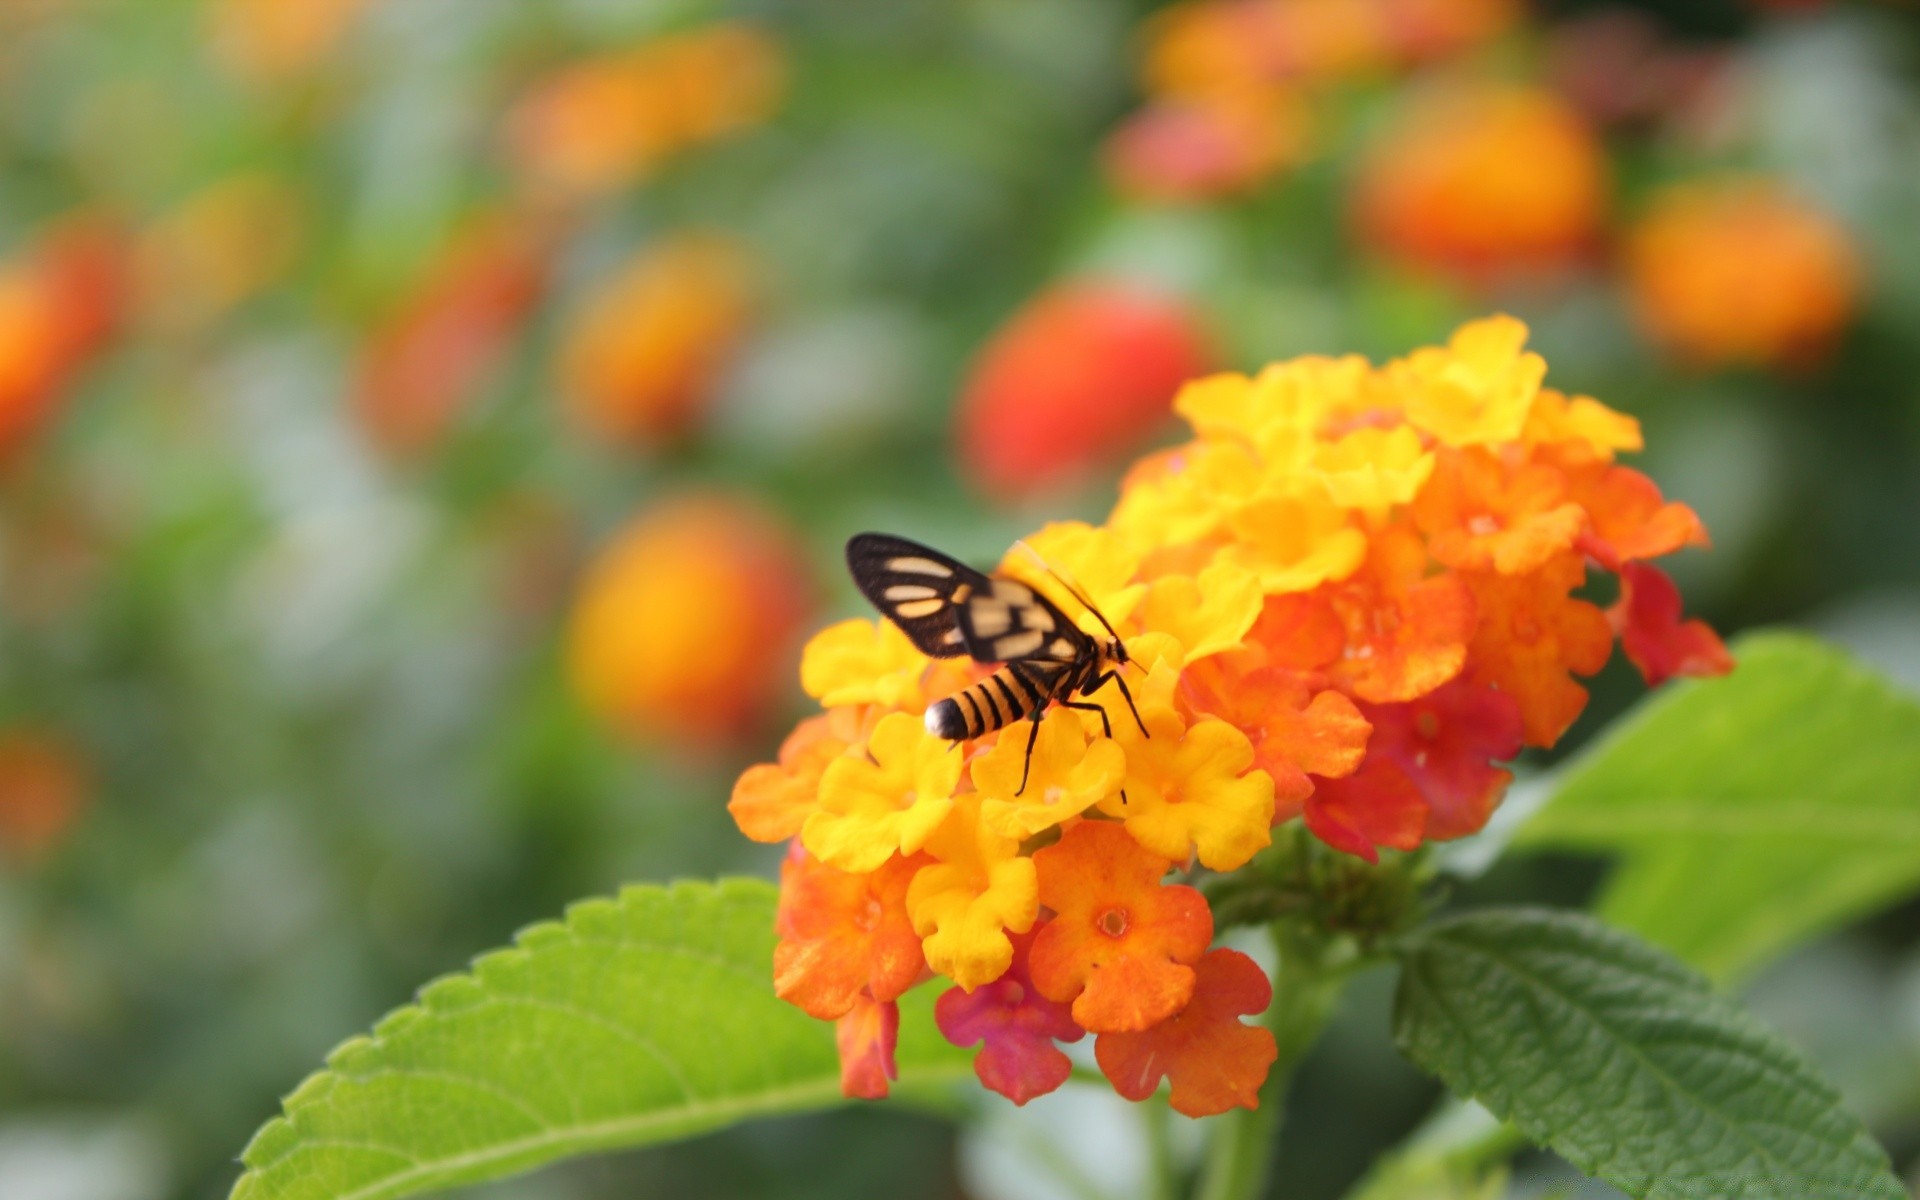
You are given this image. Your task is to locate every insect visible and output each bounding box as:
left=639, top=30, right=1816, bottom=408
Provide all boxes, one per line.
left=845, top=532, right=1148, bottom=794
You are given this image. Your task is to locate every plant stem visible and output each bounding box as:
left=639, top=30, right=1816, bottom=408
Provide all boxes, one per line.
left=1193, top=922, right=1360, bottom=1200
left=1144, top=1094, right=1179, bottom=1200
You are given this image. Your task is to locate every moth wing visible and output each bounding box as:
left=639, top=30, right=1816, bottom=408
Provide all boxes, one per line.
left=845, top=533, right=992, bottom=658
left=957, top=577, right=1089, bottom=665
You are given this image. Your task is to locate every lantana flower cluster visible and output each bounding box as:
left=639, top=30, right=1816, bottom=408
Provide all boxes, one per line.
left=730, top=316, right=1730, bottom=1116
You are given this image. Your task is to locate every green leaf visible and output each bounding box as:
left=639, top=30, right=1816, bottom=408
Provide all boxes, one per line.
left=1393, top=907, right=1906, bottom=1200
left=230, top=878, right=970, bottom=1200
left=1517, top=631, right=1920, bottom=982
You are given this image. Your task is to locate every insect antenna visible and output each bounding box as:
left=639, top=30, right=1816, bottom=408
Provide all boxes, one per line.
left=1010, top=540, right=1127, bottom=647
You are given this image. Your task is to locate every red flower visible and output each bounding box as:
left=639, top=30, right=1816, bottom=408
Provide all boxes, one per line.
left=1095, top=947, right=1278, bottom=1118
left=1608, top=562, right=1734, bottom=687
left=958, top=282, right=1211, bottom=500
left=935, top=924, right=1086, bottom=1106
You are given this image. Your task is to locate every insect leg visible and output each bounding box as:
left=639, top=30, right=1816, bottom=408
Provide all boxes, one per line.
left=1056, top=698, right=1128, bottom=806
left=1016, top=716, right=1042, bottom=796
left=1056, top=698, right=1114, bottom=740
left=1084, top=670, right=1151, bottom=739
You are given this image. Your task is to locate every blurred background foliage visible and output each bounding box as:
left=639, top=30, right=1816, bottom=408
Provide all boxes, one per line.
left=0, top=0, right=1916, bottom=1198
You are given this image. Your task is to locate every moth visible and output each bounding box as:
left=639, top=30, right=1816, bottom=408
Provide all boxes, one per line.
left=845, top=532, right=1148, bottom=793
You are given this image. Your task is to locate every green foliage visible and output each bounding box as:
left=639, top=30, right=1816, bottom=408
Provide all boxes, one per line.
left=1518, top=632, right=1920, bottom=982
left=230, top=879, right=969, bottom=1200
left=1393, top=908, right=1907, bottom=1200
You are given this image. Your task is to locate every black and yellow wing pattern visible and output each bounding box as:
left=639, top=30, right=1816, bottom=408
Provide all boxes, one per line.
left=844, top=533, right=991, bottom=659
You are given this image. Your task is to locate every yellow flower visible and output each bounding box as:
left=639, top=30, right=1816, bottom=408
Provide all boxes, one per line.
left=1109, top=440, right=1264, bottom=547
left=1101, top=706, right=1276, bottom=871
left=1008, top=521, right=1146, bottom=629
left=1311, top=425, right=1436, bottom=519
left=1137, top=561, right=1262, bottom=663
left=1395, top=315, right=1544, bottom=447
left=1523, top=388, right=1642, bottom=460
left=1219, top=492, right=1368, bottom=594
left=906, top=793, right=1039, bottom=990
left=800, top=619, right=929, bottom=710
left=973, top=711, right=1126, bottom=840
left=804, top=713, right=960, bottom=872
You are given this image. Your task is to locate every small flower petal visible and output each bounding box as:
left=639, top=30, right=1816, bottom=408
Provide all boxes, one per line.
left=974, top=711, right=1126, bottom=841
left=1608, top=561, right=1734, bottom=687
left=804, top=712, right=960, bottom=872
left=774, top=846, right=927, bottom=1018
left=935, top=924, right=1086, bottom=1106
left=906, top=793, right=1040, bottom=990
left=1103, top=707, right=1276, bottom=872
left=1029, top=822, right=1213, bottom=1033
left=1094, top=948, right=1278, bottom=1118
left=836, top=993, right=899, bottom=1100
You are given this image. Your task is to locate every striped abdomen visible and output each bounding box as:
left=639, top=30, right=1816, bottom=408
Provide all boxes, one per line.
left=925, top=662, right=1061, bottom=741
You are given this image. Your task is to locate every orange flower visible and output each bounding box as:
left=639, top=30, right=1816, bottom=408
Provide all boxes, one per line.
left=352, top=215, right=549, bottom=457
left=1413, top=447, right=1587, bottom=575
left=503, top=25, right=786, bottom=200
left=1318, top=528, right=1476, bottom=705
left=1466, top=554, right=1612, bottom=746
left=1555, top=454, right=1708, bottom=570
left=567, top=494, right=810, bottom=746
left=0, top=730, right=88, bottom=861
left=1028, top=822, right=1214, bottom=1033
left=1608, top=562, right=1734, bottom=688
left=730, top=710, right=866, bottom=844
left=957, top=282, right=1212, bottom=500
left=1179, top=654, right=1371, bottom=819
left=836, top=994, right=899, bottom=1100
left=559, top=233, right=754, bottom=449
left=774, top=847, right=927, bottom=1020
left=1353, top=81, right=1608, bottom=284
left=1624, top=178, right=1859, bottom=370
left=1095, top=947, right=1278, bottom=1118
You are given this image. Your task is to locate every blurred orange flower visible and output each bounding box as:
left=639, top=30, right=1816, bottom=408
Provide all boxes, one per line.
left=567, top=494, right=811, bottom=746
left=559, top=233, right=754, bottom=450
left=136, top=173, right=305, bottom=334
left=0, top=217, right=125, bottom=460
left=504, top=24, right=786, bottom=201
left=1623, top=178, right=1860, bottom=370
left=208, top=0, right=377, bottom=82
left=352, top=215, right=549, bottom=458
left=0, top=730, right=88, bottom=862
left=1353, top=81, right=1608, bottom=284
left=957, top=281, right=1212, bottom=500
